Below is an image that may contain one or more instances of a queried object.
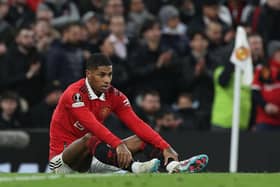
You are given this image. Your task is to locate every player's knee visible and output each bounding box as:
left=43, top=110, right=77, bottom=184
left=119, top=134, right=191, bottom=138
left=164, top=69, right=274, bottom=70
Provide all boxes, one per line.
left=83, top=133, right=102, bottom=155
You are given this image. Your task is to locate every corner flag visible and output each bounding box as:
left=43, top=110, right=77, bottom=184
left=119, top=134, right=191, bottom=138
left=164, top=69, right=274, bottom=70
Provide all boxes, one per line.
left=230, top=26, right=253, bottom=86
left=229, top=26, right=253, bottom=173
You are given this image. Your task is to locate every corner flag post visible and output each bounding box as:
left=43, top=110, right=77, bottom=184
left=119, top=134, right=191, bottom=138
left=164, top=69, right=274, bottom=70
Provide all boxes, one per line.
left=230, top=66, right=241, bottom=173
left=229, top=26, right=253, bottom=173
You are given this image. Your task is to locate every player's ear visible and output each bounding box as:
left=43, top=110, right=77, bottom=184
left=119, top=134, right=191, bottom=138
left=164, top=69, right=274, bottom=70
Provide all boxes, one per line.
left=86, top=69, right=91, bottom=78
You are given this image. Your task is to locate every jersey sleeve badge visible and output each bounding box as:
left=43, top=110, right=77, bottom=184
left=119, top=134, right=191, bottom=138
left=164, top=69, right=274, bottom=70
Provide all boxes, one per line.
left=72, top=93, right=85, bottom=108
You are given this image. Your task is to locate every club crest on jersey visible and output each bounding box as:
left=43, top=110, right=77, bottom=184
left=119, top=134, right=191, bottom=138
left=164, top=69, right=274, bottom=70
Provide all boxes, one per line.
left=72, top=93, right=85, bottom=108
left=99, top=106, right=111, bottom=119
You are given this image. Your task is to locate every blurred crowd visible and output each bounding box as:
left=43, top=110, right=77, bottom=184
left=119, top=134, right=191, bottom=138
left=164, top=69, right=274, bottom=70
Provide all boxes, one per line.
left=0, top=0, right=279, bottom=132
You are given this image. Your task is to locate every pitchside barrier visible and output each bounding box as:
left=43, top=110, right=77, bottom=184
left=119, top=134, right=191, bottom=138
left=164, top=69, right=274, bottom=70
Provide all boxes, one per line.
left=0, top=129, right=279, bottom=173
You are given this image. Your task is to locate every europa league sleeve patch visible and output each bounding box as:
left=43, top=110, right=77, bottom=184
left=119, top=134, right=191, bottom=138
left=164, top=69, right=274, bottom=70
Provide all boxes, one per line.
left=72, top=93, right=85, bottom=108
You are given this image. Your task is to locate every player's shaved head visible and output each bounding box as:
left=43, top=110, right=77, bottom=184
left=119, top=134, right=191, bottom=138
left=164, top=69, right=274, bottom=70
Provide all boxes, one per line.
left=86, top=53, right=112, bottom=70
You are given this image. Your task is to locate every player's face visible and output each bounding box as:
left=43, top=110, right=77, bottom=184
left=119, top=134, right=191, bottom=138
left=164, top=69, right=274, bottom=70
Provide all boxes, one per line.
left=86, top=65, right=113, bottom=94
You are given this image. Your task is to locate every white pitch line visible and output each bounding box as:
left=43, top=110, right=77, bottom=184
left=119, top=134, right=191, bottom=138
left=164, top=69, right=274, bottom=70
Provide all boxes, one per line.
left=0, top=173, right=132, bottom=183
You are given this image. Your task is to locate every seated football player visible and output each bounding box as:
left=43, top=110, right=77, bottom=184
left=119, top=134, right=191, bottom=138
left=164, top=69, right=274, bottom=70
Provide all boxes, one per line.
left=49, top=53, right=209, bottom=174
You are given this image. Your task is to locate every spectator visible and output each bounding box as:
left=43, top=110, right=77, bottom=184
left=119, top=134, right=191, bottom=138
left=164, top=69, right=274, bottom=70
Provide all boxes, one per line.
left=26, top=0, right=41, bottom=12
left=127, top=0, right=154, bottom=37
left=172, top=93, right=198, bottom=130
left=102, top=0, right=124, bottom=28
left=177, top=30, right=215, bottom=130
left=143, top=0, right=174, bottom=15
left=101, top=15, right=136, bottom=92
left=189, top=0, right=230, bottom=33
left=134, top=90, right=161, bottom=128
left=154, top=108, right=183, bottom=132
left=36, top=3, right=54, bottom=23
left=1, top=27, right=44, bottom=106
left=247, top=33, right=266, bottom=129
left=159, top=5, right=187, bottom=36
left=252, top=41, right=280, bottom=131
left=81, top=11, right=103, bottom=54
left=33, top=20, right=59, bottom=53
left=37, top=0, right=80, bottom=28
left=224, top=0, right=247, bottom=26
left=129, top=19, right=179, bottom=103
left=211, top=56, right=251, bottom=131
left=206, top=21, right=223, bottom=50
left=4, top=0, right=35, bottom=28
left=248, top=33, right=265, bottom=67
left=101, top=16, right=130, bottom=61
left=75, top=0, right=103, bottom=16
left=179, top=0, right=196, bottom=25
left=27, top=80, right=62, bottom=128
left=104, top=0, right=124, bottom=19
left=159, top=5, right=188, bottom=56
left=0, top=0, right=11, bottom=88
left=0, top=91, right=22, bottom=129
left=46, top=22, right=84, bottom=89
left=256, top=0, right=280, bottom=44
left=240, top=0, right=261, bottom=33
left=0, top=0, right=14, bottom=46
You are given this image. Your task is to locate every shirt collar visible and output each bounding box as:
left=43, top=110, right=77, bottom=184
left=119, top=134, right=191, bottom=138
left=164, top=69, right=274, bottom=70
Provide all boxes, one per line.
left=85, top=78, right=106, bottom=101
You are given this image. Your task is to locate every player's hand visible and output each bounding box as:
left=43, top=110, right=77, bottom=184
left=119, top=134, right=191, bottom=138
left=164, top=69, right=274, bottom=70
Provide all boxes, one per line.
left=162, top=147, right=179, bottom=166
left=116, top=143, right=133, bottom=169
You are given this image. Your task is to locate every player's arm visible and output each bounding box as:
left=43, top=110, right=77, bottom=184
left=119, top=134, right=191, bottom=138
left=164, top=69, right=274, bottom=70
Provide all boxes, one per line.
left=64, top=92, right=122, bottom=148
left=118, top=108, right=170, bottom=149
left=117, top=107, right=179, bottom=164
left=113, top=93, right=170, bottom=150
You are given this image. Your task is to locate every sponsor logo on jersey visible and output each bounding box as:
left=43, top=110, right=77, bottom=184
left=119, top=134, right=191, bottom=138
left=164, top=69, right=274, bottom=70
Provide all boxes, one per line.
left=72, top=102, right=85, bottom=108
left=73, top=121, right=85, bottom=131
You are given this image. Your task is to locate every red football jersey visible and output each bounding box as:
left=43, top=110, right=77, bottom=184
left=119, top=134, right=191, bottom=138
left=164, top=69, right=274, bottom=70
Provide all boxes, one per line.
left=49, top=78, right=169, bottom=159
left=252, top=64, right=280, bottom=125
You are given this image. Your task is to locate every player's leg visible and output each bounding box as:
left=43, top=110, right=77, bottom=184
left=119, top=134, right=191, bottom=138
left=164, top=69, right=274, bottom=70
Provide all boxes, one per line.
left=93, top=144, right=161, bottom=173
left=89, top=156, right=126, bottom=173
left=49, top=133, right=93, bottom=173
left=120, top=135, right=209, bottom=173
left=122, top=135, right=144, bottom=153
left=56, top=133, right=159, bottom=173
left=60, top=133, right=94, bottom=172
left=61, top=133, right=125, bottom=173
left=51, top=133, right=159, bottom=173
left=59, top=133, right=208, bottom=174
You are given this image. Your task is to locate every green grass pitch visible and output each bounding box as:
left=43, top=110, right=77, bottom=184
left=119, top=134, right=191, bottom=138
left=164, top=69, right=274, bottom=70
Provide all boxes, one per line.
left=0, top=173, right=280, bottom=187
